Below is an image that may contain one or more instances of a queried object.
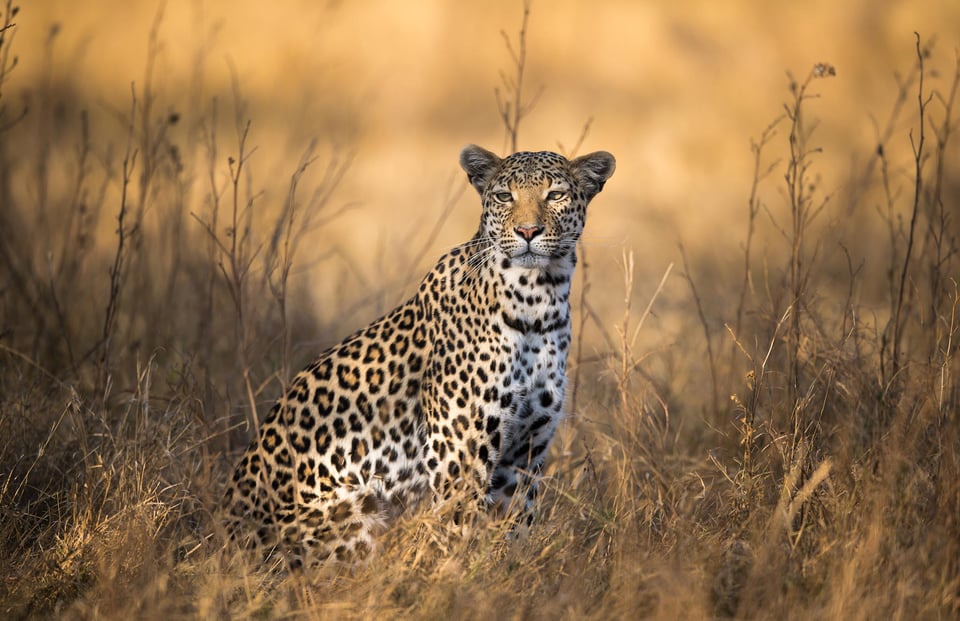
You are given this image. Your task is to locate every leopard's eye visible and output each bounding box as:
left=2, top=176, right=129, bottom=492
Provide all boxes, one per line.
left=494, top=191, right=513, bottom=203
left=546, top=190, right=567, bottom=201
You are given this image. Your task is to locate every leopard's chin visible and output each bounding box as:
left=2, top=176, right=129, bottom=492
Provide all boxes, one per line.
left=510, top=252, right=551, bottom=269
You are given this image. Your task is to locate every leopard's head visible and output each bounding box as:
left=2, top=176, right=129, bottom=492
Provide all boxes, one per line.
left=460, top=145, right=615, bottom=269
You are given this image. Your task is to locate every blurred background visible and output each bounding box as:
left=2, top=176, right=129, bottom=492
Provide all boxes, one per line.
left=4, top=4, right=960, bottom=615
left=5, top=0, right=960, bottom=395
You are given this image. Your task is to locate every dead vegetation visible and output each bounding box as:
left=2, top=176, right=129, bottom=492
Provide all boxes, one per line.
left=0, top=2, right=958, bottom=619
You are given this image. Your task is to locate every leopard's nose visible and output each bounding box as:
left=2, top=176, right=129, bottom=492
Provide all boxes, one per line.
left=514, top=225, right=544, bottom=241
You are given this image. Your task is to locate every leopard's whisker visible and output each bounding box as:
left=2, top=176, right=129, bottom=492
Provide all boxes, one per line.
left=557, top=235, right=620, bottom=249
left=452, top=236, right=497, bottom=253
left=459, top=244, right=497, bottom=284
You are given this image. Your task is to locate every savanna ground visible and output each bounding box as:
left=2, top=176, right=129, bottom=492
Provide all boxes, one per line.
left=1, top=1, right=959, bottom=618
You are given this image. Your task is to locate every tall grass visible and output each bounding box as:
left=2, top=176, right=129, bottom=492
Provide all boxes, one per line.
left=1, top=3, right=958, bottom=619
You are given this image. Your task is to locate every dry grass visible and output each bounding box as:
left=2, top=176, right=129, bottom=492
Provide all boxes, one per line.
left=2, top=2, right=959, bottom=619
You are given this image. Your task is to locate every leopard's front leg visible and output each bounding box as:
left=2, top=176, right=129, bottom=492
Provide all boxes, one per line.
left=423, top=410, right=506, bottom=525
left=487, top=391, right=562, bottom=522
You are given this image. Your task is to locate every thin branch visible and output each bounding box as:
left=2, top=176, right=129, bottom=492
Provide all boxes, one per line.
left=888, top=33, right=929, bottom=380
left=496, top=0, right=541, bottom=152
left=679, top=242, right=719, bottom=418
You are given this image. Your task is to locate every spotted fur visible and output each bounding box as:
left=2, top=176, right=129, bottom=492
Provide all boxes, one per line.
left=222, top=144, right=616, bottom=567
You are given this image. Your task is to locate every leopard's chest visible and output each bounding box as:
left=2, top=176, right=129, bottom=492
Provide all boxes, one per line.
left=425, top=261, right=572, bottom=418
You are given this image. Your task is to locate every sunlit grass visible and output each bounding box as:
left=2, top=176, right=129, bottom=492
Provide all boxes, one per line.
left=1, top=2, right=959, bottom=619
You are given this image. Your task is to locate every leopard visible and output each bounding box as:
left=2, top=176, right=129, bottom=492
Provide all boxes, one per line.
left=222, top=144, right=616, bottom=567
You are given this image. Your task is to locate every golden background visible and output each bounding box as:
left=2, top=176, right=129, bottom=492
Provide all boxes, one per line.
left=8, top=0, right=960, bottom=358
left=3, top=3, right=960, bottom=616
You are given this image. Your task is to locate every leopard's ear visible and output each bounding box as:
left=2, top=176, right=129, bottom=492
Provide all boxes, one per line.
left=460, top=145, right=502, bottom=194
left=570, top=151, right=616, bottom=200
